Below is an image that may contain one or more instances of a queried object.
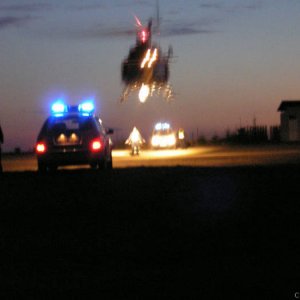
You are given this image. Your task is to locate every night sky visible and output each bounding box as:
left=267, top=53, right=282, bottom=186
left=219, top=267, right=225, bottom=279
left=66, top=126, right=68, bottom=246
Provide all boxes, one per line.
left=1, top=0, right=300, bottom=151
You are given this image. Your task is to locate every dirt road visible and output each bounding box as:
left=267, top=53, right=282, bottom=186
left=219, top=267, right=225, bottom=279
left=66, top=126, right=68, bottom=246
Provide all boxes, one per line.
left=3, top=144, right=300, bottom=171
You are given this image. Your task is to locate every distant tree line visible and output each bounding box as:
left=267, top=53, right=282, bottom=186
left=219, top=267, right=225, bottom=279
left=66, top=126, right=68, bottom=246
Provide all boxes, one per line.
left=190, top=125, right=281, bottom=145
left=225, top=126, right=268, bottom=144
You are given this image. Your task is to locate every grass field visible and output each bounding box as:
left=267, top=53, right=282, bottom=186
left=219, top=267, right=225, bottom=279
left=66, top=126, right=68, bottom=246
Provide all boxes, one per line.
left=0, top=166, right=299, bottom=298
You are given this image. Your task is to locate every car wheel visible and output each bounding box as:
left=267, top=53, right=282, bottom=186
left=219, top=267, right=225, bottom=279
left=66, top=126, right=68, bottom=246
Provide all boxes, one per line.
left=97, top=159, right=107, bottom=170
left=106, top=153, right=113, bottom=170
left=90, top=162, right=98, bottom=170
left=38, top=162, right=47, bottom=173
left=48, top=165, right=58, bottom=172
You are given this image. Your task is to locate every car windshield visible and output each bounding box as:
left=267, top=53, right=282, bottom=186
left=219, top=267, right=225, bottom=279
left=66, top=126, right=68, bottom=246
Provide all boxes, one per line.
left=153, top=128, right=173, bottom=135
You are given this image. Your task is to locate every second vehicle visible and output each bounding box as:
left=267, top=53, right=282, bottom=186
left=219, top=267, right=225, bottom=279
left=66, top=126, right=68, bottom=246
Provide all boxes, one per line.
left=150, top=122, right=176, bottom=149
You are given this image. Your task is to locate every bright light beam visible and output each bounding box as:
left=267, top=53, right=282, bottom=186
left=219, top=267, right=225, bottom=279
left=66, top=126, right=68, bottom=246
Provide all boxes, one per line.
left=141, top=49, right=151, bottom=68
left=134, top=15, right=143, bottom=27
left=139, top=84, right=150, bottom=103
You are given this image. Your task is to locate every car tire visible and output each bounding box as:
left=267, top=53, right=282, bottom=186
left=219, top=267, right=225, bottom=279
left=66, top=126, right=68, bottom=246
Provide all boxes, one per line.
left=106, top=153, right=113, bottom=170
left=90, top=162, right=98, bottom=170
left=38, top=162, right=47, bottom=173
left=48, top=165, right=58, bottom=172
left=97, top=159, right=107, bottom=170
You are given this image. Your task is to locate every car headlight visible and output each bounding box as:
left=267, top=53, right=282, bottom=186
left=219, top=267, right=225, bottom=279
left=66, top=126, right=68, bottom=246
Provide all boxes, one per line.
left=151, top=135, right=160, bottom=146
left=167, top=134, right=176, bottom=146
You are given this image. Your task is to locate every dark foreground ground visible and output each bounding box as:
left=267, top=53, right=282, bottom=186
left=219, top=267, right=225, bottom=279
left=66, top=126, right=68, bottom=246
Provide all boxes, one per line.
left=0, top=166, right=299, bottom=299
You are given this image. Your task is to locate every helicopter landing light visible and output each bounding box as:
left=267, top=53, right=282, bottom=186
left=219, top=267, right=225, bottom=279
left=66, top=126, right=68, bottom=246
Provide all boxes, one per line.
left=139, top=84, right=150, bottom=103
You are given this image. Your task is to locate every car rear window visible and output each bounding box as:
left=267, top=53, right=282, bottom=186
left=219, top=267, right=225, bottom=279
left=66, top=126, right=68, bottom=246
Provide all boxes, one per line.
left=47, top=116, right=96, bottom=133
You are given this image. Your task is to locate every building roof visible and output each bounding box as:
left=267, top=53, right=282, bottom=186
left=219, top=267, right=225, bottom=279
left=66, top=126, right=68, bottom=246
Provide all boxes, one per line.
left=278, top=100, right=300, bottom=111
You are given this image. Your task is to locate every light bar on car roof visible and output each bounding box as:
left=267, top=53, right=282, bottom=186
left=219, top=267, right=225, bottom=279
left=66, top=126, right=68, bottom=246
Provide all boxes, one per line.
left=51, top=101, right=67, bottom=116
left=78, top=101, right=94, bottom=114
left=51, top=100, right=95, bottom=116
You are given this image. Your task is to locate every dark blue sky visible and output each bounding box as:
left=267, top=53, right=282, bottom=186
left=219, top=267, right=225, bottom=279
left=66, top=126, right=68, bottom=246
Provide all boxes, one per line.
left=1, top=0, right=300, bottom=151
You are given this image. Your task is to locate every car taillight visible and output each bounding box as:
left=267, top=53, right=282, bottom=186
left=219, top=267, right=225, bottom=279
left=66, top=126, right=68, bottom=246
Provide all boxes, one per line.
left=36, top=142, right=46, bottom=153
left=90, top=138, right=102, bottom=152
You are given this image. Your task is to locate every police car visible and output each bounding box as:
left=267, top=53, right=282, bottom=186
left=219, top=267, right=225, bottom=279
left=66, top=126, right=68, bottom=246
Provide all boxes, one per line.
left=35, top=101, right=113, bottom=172
left=150, top=122, right=176, bottom=149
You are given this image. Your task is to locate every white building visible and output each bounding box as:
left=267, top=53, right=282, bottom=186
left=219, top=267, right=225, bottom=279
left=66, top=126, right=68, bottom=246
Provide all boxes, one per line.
left=278, top=100, right=300, bottom=142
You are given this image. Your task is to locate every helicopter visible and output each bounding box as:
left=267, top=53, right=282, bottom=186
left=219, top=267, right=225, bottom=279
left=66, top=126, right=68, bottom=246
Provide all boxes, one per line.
left=120, top=14, right=173, bottom=103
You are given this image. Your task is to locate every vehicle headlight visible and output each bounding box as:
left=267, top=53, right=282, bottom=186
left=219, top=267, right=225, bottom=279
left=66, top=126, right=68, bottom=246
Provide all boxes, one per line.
left=151, top=135, right=160, bottom=146
left=167, top=134, right=176, bottom=146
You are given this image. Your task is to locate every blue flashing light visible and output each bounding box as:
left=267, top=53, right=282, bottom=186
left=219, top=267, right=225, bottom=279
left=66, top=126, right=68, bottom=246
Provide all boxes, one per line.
left=50, top=99, right=95, bottom=117
left=51, top=101, right=67, bottom=116
left=78, top=101, right=95, bottom=115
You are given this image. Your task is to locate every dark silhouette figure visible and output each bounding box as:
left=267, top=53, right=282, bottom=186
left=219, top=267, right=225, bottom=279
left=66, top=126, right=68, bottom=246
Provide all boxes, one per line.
left=0, top=123, right=3, bottom=173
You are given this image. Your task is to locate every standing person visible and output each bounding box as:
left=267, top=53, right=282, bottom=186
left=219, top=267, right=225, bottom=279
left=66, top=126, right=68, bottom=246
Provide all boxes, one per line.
left=125, top=126, right=145, bottom=155
left=0, top=123, right=3, bottom=173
